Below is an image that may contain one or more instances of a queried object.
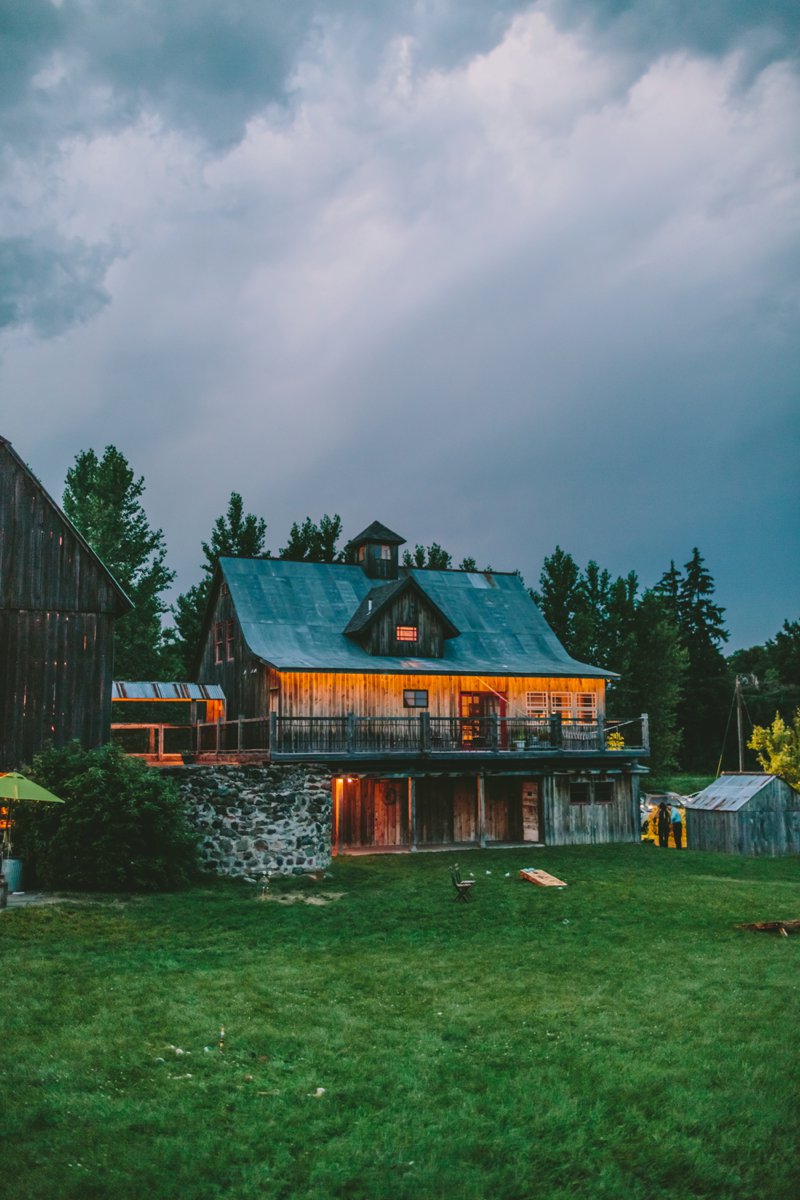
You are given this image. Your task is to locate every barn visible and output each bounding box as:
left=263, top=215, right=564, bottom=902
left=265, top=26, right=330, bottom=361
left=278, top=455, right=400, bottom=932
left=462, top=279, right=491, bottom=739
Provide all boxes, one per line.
left=0, top=436, right=131, bottom=767
left=685, top=773, right=800, bottom=857
left=195, top=520, right=650, bottom=853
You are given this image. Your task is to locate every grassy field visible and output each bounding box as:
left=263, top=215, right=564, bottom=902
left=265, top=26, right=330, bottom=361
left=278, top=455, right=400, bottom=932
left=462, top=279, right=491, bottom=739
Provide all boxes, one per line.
left=2, top=845, right=798, bottom=1200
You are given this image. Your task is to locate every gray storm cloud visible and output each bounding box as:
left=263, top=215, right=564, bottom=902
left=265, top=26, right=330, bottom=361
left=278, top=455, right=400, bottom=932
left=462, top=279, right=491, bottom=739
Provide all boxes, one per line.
left=1, top=0, right=798, bottom=648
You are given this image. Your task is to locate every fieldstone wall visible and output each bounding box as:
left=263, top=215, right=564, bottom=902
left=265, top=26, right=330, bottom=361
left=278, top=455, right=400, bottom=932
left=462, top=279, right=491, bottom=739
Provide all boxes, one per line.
left=167, top=762, right=332, bottom=877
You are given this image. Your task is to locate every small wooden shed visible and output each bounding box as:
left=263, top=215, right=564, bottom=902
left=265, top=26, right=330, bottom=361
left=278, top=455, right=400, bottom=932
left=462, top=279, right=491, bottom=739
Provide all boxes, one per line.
left=685, top=774, right=800, bottom=857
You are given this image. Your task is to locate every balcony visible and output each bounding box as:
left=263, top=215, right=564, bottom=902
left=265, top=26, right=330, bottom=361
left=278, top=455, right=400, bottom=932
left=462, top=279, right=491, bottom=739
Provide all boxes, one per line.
left=111, top=713, right=649, bottom=764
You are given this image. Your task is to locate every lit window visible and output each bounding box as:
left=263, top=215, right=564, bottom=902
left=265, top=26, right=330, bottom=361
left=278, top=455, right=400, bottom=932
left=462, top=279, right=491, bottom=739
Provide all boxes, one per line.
left=570, top=782, right=590, bottom=805
left=403, top=690, right=428, bottom=708
left=550, top=693, right=571, bottom=721
left=380, top=544, right=391, bottom=560
left=358, top=545, right=365, bottom=562
left=526, top=692, right=548, bottom=719
left=576, top=693, right=597, bottom=722
left=214, top=621, right=224, bottom=664
left=226, top=619, right=235, bottom=662
left=396, top=625, right=418, bottom=642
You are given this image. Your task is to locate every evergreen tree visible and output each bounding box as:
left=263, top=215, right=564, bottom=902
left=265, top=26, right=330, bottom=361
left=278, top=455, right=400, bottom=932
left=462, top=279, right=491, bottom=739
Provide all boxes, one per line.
left=63, top=446, right=176, bottom=679
left=571, top=560, right=612, bottom=664
left=663, top=549, right=729, bottom=770
left=532, top=546, right=582, bottom=649
left=172, top=492, right=269, bottom=676
left=402, top=543, right=452, bottom=569
left=279, top=514, right=343, bottom=563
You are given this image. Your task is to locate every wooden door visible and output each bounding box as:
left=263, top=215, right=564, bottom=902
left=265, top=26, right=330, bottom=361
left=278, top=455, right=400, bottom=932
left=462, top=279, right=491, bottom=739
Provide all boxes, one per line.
left=460, top=692, right=507, bottom=748
left=522, top=780, right=540, bottom=842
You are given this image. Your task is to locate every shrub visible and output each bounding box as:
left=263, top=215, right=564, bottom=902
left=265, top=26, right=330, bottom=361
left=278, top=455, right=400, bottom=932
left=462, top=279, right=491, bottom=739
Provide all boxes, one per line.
left=14, top=742, right=199, bottom=892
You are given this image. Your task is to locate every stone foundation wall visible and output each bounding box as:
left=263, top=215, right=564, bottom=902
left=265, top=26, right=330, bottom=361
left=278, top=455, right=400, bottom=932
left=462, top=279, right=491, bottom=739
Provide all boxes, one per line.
left=167, top=762, right=332, bottom=877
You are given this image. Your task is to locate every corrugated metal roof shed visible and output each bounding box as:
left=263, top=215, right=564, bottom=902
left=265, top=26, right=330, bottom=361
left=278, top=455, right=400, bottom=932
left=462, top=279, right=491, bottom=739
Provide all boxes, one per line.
left=688, top=774, right=773, bottom=811
left=220, top=558, right=614, bottom=677
left=113, top=681, right=226, bottom=701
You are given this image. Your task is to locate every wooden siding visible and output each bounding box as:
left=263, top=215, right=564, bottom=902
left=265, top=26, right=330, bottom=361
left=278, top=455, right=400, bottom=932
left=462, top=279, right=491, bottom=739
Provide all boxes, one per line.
left=0, top=440, right=126, bottom=767
left=196, top=581, right=270, bottom=718
left=274, top=672, right=606, bottom=721
left=361, top=589, right=446, bottom=658
left=542, top=773, right=639, bottom=845
left=0, top=444, right=123, bottom=615
left=334, top=769, right=637, bottom=849
left=0, top=610, right=115, bottom=765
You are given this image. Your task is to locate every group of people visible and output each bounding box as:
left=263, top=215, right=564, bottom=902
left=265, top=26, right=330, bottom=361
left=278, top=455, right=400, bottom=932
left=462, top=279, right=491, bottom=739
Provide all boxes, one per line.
left=657, top=800, right=683, bottom=849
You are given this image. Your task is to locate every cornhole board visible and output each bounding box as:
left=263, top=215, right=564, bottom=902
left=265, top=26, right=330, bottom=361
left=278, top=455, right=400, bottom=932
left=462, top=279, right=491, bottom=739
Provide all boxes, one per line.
left=519, top=868, right=567, bottom=888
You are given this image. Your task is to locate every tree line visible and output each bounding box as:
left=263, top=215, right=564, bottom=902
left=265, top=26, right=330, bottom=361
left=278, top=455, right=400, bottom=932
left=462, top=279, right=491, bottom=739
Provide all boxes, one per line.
left=62, top=445, right=798, bottom=775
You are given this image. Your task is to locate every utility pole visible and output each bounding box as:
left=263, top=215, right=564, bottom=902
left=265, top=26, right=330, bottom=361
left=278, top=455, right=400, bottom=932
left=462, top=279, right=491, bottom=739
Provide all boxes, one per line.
left=736, top=675, right=744, bottom=772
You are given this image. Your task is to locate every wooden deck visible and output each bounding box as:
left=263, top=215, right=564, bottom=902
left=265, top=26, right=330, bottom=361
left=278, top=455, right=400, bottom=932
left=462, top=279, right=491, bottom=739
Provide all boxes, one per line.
left=111, top=713, right=649, bottom=765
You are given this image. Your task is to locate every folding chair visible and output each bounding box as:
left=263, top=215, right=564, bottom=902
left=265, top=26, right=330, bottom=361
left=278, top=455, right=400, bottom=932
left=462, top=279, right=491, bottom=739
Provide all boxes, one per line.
left=450, top=865, right=475, bottom=902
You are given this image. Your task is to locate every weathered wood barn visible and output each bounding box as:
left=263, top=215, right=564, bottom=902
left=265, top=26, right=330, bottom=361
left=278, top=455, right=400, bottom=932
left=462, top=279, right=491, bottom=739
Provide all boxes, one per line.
left=197, top=521, right=649, bottom=853
left=0, top=436, right=130, bottom=767
left=685, top=774, right=800, bottom=856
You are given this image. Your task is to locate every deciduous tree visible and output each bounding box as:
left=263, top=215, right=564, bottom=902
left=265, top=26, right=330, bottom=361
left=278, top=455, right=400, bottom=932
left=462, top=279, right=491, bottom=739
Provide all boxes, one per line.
left=748, top=709, right=800, bottom=788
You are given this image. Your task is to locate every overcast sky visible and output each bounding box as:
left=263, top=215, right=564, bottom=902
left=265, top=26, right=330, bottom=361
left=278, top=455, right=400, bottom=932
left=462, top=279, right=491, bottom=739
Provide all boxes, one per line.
left=2, top=0, right=798, bottom=650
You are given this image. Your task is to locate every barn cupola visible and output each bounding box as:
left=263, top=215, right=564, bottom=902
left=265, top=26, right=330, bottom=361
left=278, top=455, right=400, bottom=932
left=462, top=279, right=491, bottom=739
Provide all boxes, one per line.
left=346, top=521, right=405, bottom=581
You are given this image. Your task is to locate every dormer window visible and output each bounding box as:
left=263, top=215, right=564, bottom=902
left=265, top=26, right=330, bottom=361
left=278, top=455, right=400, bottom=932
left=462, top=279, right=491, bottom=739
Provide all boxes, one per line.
left=396, top=625, right=418, bottom=642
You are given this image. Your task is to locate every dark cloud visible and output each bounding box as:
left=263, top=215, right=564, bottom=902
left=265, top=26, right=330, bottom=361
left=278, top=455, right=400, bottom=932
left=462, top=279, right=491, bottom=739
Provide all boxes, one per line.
left=0, top=234, right=111, bottom=335
left=1, top=2, right=798, bottom=646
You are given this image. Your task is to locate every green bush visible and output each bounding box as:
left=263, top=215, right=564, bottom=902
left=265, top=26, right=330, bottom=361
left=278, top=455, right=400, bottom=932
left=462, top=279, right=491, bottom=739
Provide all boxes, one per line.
left=13, top=742, right=199, bottom=892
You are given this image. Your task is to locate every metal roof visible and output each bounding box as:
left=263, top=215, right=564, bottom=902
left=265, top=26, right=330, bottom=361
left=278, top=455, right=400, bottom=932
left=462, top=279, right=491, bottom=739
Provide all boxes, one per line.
left=113, top=681, right=226, bottom=701
left=219, top=558, right=614, bottom=677
left=688, top=774, right=773, bottom=811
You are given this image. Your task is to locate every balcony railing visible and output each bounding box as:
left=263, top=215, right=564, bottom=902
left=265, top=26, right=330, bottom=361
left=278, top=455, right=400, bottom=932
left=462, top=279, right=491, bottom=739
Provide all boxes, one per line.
left=111, top=713, right=648, bottom=762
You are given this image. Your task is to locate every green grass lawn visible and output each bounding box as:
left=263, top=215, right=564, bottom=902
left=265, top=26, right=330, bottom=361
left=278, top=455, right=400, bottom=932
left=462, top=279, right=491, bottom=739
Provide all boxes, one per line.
left=2, top=845, right=798, bottom=1200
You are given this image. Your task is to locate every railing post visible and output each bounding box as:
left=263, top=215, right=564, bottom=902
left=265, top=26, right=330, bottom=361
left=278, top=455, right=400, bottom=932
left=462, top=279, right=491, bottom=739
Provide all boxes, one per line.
left=550, top=713, right=563, bottom=748
left=269, top=712, right=277, bottom=753
left=157, top=725, right=164, bottom=762
left=237, top=717, right=244, bottom=753
left=491, top=714, right=500, bottom=751
left=477, top=774, right=486, bottom=848
left=346, top=712, right=356, bottom=753
left=642, top=713, right=650, bottom=754
left=148, top=726, right=156, bottom=756
left=215, top=718, right=222, bottom=754
left=597, top=714, right=605, bottom=753
left=420, top=711, right=431, bottom=753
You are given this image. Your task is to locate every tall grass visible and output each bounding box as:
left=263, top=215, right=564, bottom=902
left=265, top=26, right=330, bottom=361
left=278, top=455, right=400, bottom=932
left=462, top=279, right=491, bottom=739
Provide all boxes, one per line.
left=2, top=845, right=798, bottom=1199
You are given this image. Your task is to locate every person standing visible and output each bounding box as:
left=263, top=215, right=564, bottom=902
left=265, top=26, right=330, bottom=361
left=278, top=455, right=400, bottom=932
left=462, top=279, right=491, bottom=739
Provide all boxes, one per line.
left=657, top=801, right=670, bottom=848
left=670, top=803, right=683, bottom=849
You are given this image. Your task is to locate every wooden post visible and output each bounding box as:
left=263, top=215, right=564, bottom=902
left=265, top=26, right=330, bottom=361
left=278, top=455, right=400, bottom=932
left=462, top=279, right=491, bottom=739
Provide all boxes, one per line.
left=641, top=713, right=650, bottom=754
left=237, top=717, right=244, bottom=753
left=420, top=711, right=431, bottom=753
left=346, top=712, right=356, bottom=753
left=550, top=713, right=563, bottom=748
left=477, top=774, right=486, bottom=848
left=157, top=724, right=164, bottom=762
left=490, top=714, right=499, bottom=751
left=148, top=725, right=156, bottom=756
left=269, top=712, right=277, bottom=754
left=215, top=718, right=222, bottom=754
left=597, top=714, right=605, bottom=753
left=408, top=777, right=417, bottom=851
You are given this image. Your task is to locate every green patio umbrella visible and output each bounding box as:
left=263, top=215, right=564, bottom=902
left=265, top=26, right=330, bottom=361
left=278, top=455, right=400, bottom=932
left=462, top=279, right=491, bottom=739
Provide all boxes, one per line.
left=0, top=772, right=64, bottom=858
